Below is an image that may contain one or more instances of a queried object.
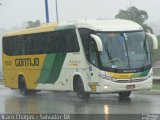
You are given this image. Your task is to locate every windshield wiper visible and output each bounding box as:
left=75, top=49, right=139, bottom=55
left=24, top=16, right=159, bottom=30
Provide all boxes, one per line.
left=123, top=33, right=131, bottom=69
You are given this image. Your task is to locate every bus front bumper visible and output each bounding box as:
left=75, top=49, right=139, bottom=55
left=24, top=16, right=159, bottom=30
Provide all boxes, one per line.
left=89, top=78, right=152, bottom=93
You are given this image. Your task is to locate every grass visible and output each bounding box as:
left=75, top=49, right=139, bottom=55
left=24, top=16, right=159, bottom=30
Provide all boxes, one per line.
left=152, top=84, right=160, bottom=90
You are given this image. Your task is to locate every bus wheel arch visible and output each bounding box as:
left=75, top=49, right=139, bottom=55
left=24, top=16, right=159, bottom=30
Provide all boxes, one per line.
left=73, top=75, right=90, bottom=100
left=18, top=75, right=28, bottom=96
left=73, top=75, right=80, bottom=92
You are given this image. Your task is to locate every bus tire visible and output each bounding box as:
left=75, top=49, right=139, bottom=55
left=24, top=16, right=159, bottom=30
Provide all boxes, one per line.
left=118, top=91, right=131, bottom=98
left=18, top=76, right=28, bottom=96
left=76, top=78, right=90, bottom=100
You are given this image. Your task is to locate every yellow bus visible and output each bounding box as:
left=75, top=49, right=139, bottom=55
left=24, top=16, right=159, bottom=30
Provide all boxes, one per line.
left=2, top=20, right=158, bottom=99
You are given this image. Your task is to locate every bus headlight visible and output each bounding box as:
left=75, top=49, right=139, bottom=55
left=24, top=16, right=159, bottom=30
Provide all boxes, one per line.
left=104, top=85, right=108, bottom=89
left=105, top=74, right=117, bottom=82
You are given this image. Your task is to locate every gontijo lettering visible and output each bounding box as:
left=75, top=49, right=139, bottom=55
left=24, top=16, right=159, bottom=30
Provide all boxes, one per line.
left=15, top=58, right=39, bottom=67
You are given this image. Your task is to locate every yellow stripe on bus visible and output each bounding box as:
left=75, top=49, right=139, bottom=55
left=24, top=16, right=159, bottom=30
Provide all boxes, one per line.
left=107, top=72, right=133, bottom=79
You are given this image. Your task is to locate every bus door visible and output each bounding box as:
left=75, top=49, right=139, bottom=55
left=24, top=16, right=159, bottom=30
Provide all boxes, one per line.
left=89, top=40, right=100, bottom=92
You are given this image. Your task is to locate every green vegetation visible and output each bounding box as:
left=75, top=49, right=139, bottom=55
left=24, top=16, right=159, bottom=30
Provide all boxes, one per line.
left=115, top=6, right=153, bottom=33
left=152, top=84, right=160, bottom=90
left=152, top=35, right=160, bottom=63
left=26, top=20, right=40, bottom=29
left=115, top=6, right=160, bottom=64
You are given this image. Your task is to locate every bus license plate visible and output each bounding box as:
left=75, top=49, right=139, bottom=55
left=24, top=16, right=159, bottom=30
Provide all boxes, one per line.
left=126, top=85, right=135, bottom=89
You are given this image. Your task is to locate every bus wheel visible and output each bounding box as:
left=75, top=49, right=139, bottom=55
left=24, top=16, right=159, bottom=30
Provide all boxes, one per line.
left=76, top=78, right=90, bottom=100
left=118, top=91, right=131, bottom=98
left=18, top=76, right=28, bottom=96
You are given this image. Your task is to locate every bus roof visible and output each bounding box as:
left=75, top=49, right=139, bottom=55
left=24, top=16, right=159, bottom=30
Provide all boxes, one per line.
left=4, top=19, right=143, bottom=37
left=4, top=22, right=59, bottom=37
left=76, top=19, right=143, bottom=31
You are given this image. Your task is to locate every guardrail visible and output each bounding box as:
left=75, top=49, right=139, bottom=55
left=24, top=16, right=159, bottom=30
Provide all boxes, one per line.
left=152, top=66, right=160, bottom=83
left=153, top=67, right=160, bottom=78
left=153, top=76, right=160, bottom=80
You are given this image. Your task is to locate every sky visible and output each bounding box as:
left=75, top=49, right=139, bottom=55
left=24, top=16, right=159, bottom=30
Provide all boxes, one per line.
left=0, top=0, right=160, bottom=29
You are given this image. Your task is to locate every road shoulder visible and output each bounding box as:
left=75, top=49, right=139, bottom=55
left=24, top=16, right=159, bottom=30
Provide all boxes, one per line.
left=0, top=85, right=6, bottom=89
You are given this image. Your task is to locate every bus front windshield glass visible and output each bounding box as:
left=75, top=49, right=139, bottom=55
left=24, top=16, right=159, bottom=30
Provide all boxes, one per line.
left=96, top=31, right=151, bottom=71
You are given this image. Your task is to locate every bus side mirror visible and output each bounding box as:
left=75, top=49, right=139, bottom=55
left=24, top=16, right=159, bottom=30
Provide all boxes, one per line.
left=90, top=34, right=103, bottom=52
left=146, top=33, right=158, bottom=49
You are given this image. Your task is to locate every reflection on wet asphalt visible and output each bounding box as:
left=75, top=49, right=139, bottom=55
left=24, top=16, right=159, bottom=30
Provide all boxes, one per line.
left=0, top=88, right=160, bottom=116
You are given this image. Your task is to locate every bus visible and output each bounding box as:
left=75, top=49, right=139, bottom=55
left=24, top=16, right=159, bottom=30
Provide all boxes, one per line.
left=2, top=19, right=158, bottom=99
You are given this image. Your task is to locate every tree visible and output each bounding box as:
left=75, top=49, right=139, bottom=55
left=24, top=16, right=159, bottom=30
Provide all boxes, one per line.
left=26, top=20, right=41, bottom=29
left=151, top=35, right=160, bottom=64
left=115, top=6, right=153, bottom=33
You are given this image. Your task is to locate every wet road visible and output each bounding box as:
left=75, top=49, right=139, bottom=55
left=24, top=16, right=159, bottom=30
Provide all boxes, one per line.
left=0, top=87, right=160, bottom=120
left=0, top=87, right=160, bottom=114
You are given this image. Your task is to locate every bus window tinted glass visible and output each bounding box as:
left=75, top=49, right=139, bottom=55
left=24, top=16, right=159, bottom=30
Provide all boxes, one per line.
left=2, top=29, right=80, bottom=56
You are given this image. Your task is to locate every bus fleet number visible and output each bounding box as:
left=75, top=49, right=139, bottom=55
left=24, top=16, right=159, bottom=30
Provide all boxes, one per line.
left=5, top=61, right=12, bottom=65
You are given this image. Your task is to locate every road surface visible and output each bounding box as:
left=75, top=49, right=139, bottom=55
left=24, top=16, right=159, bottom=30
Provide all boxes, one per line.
left=0, top=87, right=160, bottom=120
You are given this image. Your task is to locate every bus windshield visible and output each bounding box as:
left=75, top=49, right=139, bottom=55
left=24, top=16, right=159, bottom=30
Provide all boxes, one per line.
left=96, top=31, right=151, bottom=72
